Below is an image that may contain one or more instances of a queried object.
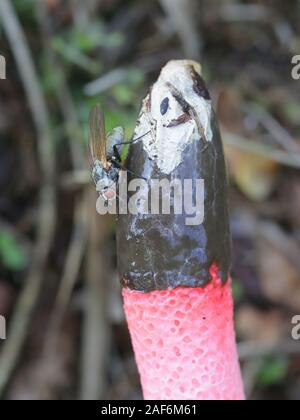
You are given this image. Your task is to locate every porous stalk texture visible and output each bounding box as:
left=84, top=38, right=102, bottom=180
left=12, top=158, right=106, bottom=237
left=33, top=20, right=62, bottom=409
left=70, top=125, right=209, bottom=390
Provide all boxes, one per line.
left=122, top=267, right=245, bottom=400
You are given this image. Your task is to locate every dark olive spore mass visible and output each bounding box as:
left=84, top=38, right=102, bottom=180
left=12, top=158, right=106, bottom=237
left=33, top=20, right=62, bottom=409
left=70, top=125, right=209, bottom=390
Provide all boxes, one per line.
left=117, top=67, right=231, bottom=293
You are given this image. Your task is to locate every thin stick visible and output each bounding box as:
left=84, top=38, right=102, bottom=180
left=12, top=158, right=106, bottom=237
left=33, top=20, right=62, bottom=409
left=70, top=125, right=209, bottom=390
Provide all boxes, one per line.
left=219, top=4, right=269, bottom=22
left=159, top=0, right=202, bottom=58
left=239, top=340, right=300, bottom=360
left=47, top=196, right=88, bottom=339
left=36, top=1, right=85, bottom=170
left=245, top=102, right=300, bottom=154
left=223, top=130, right=300, bottom=169
left=84, top=68, right=127, bottom=96
left=0, top=0, right=54, bottom=181
left=258, top=221, right=300, bottom=275
left=79, top=190, right=111, bottom=400
left=0, top=0, right=56, bottom=396
left=71, top=0, right=98, bottom=28
left=36, top=0, right=89, bottom=350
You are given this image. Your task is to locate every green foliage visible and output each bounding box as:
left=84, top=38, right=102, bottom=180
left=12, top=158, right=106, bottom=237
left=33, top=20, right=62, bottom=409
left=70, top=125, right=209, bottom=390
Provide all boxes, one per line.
left=111, top=68, right=145, bottom=105
left=0, top=232, right=27, bottom=271
left=51, top=36, right=102, bottom=75
left=13, top=0, right=34, bottom=15
left=40, top=55, right=63, bottom=94
left=258, top=358, right=288, bottom=386
left=112, top=84, right=134, bottom=105
left=104, top=107, right=137, bottom=139
left=50, top=20, right=124, bottom=75
left=282, top=100, right=300, bottom=126
left=69, top=22, right=124, bottom=51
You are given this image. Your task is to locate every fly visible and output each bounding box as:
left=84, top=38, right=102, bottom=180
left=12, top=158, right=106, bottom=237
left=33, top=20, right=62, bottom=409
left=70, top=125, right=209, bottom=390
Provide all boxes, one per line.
left=88, top=105, right=149, bottom=207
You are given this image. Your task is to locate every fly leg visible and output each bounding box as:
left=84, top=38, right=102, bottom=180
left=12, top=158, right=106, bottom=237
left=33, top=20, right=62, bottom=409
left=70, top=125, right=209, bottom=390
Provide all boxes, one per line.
left=110, top=157, right=147, bottom=181
left=110, top=130, right=151, bottom=179
left=112, top=144, right=122, bottom=163
left=112, top=129, right=152, bottom=162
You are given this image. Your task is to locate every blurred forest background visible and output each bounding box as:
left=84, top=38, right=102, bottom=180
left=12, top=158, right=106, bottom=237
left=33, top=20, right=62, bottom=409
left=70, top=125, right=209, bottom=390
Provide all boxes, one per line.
left=0, top=0, right=300, bottom=400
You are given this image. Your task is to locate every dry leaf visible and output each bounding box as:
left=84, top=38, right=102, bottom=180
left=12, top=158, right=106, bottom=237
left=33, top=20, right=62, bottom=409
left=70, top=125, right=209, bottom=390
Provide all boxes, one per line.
left=258, top=240, right=300, bottom=311
left=225, top=144, right=278, bottom=201
left=236, top=306, right=286, bottom=343
left=217, top=89, right=245, bottom=132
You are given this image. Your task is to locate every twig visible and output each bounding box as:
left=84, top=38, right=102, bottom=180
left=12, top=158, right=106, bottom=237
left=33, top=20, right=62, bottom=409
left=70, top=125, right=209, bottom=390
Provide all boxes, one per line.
left=83, top=68, right=127, bottom=96
left=79, top=190, right=111, bottom=400
left=223, top=130, right=300, bottom=169
left=47, top=195, right=88, bottom=340
left=0, top=0, right=54, bottom=181
left=159, top=0, right=202, bottom=58
left=238, top=340, right=300, bottom=360
left=36, top=1, right=89, bottom=359
left=36, top=6, right=109, bottom=398
left=245, top=102, right=300, bottom=154
left=0, top=202, right=55, bottom=392
left=257, top=221, right=300, bottom=276
left=71, top=0, right=97, bottom=28
left=274, top=20, right=296, bottom=50
left=36, top=1, right=85, bottom=169
left=219, top=4, right=269, bottom=22
left=0, top=0, right=56, bottom=396
left=71, top=0, right=89, bottom=29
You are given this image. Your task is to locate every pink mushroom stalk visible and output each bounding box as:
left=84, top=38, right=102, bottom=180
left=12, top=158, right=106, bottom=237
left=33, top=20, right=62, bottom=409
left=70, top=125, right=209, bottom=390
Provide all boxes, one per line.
left=116, top=60, right=245, bottom=400
left=123, top=267, right=244, bottom=400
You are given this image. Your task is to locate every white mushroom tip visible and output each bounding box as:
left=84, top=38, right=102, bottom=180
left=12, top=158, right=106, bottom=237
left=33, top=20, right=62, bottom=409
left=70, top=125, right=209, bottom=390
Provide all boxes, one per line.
left=160, top=59, right=202, bottom=76
left=135, top=60, right=213, bottom=174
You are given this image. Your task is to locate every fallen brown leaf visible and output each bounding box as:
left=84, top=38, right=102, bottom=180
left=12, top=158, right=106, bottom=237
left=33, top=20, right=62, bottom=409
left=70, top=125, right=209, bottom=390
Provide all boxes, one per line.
left=236, top=305, right=287, bottom=343
left=225, top=143, right=278, bottom=201
left=258, top=239, right=300, bottom=311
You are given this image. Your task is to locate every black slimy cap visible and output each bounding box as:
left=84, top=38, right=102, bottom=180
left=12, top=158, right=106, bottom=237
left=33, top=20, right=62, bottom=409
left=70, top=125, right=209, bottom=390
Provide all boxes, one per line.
left=117, top=60, right=231, bottom=292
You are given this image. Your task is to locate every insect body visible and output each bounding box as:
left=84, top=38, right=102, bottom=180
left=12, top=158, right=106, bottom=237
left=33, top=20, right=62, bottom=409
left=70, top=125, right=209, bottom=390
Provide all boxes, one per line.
left=89, top=105, right=125, bottom=207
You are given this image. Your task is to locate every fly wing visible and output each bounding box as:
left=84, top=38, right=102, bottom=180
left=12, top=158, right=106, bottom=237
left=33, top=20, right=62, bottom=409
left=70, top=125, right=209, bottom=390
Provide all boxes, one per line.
left=88, top=105, right=107, bottom=165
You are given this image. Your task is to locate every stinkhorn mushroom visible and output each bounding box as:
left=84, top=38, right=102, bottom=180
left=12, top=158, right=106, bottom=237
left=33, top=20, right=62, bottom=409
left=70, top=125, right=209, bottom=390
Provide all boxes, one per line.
left=89, top=60, right=245, bottom=400
left=117, top=60, right=245, bottom=400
